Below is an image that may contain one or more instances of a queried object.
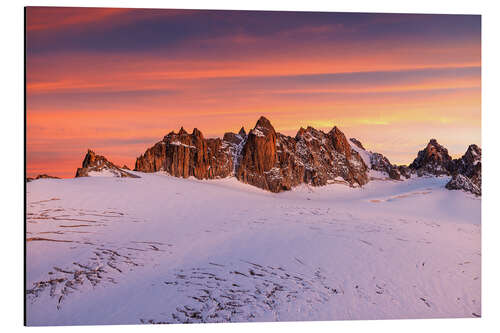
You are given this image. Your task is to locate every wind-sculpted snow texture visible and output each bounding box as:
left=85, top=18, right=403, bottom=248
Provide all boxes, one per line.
left=26, top=173, right=480, bottom=325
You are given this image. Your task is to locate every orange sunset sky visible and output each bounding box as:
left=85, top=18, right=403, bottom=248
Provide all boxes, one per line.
left=26, top=7, right=481, bottom=178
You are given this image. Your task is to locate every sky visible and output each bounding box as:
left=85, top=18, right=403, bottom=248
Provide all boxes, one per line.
left=26, top=7, right=481, bottom=178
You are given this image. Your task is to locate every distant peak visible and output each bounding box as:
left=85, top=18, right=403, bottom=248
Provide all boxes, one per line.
left=463, top=144, right=481, bottom=160
left=238, top=127, right=246, bottom=136
left=251, top=116, right=276, bottom=136
left=255, top=116, right=273, bottom=129
left=425, top=139, right=448, bottom=152
left=296, top=127, right=306, bottom=135
left=467, top=144, right=480, bottom=152
left=428, top=138, right=439, bottom=146
left=179, top=127, right=188, bottom=135
left=328, top=126, right=344, bottom=136
left=192, top=128, right=203, bottom=138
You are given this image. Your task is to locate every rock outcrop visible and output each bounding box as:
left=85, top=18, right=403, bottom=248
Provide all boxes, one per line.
left=26, top=174, right=60, bottom=182
left=132, top=117, right=481, bottom=194
left=235, top=119, right=368, bottom=192
left=454, top=144, right=481, bottom=179
left=445, top=144, right=481, bottom=195
left=446, top=174, right=481, bottom=196
left=349, top=138, right=406, bottom=180
left=76, top=150, right=140, bottom=178
left=135, top=127, right=233, bottom=179
left=370, top=153, right=402, bottom=180
left=409, top=139, right=455, bottom=176
left=349, top=138, right=365, bottom=150
left=407, top=140, right=481, bottom=195
left=397, top=165, right=412, bottom=179
left=135, top=116, right=369, bottom=192
left=68, top=118, right=482, bottom=195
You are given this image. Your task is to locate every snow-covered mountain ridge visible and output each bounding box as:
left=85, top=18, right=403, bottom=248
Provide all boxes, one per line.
left=68, top=116, right=481, bottom=195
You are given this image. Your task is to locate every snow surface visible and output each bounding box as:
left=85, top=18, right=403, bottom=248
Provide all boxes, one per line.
left=26, top=173, right=480, bottom=325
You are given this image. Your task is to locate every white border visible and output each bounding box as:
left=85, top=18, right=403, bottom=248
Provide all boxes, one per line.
left=3, top=1, right=499, bottom=332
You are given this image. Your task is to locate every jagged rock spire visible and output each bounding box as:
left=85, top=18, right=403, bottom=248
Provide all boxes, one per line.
left=134, top=116, right=372, bottom=192
left=76, top=150, right=139, bottom=178
left=409, top=139, right=454, bottom=175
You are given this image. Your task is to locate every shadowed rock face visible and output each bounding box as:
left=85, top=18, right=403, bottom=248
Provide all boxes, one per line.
left=406, top=139, right=481, bottom=195
left=135, top=116, right=369, bottom=192
left=370, top=153, right=402, bottom=180
left=349, top=138, right=365, bottom=150
left=455, top=144, right=481, bottom=178
left=409, top=139, right=455, bottom=176
left=75, top=150, right=140, bottom=178
left=397, top=165, right=412, bottom=179
left=446, top=174, right=481, bottom=196
left=349, top=137, right=407, bottom=180
left=446, top=144, right=481, bottom=195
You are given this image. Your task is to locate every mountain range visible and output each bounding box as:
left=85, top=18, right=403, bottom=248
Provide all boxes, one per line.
left=35, top=116, right=481, bottom=196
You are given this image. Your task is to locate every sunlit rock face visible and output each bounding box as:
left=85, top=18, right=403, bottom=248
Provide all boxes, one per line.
left=79, top=117, right=481, bottom=195
left=134, top=116, right=369, bottom=192
left=134, top=127, right=233, bottom=179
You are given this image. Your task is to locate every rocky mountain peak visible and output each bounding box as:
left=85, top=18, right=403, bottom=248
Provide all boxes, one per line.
left=295, top=127, right=306, bottom=139
left=328, top=126, right=352, bottom=159
left=76, top=150, right=139, bottom=178
left=192, top=128, right=204, bottom=138
left=81, top=149, right=97, bottom=168
left=251, top=116, right=276, bottom=138
left=446, top=144, right=481, bottom=195
left=178, top=127, right=188, bottom=135
left=463, top=144, right=481, bottom=165
left=255, top=116, right=273, bottom=128
left=139, top=116, right=497, bottom=193
left=238, top=117, right=278, bottom=179
left=136, top=116, right=371, bottom=192
left=425, top=139, right=449, bottom=159
left=409, top=139, right=454, bottom=176
left=295, top=126, right=322, bottom=141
